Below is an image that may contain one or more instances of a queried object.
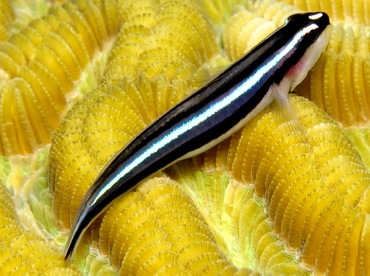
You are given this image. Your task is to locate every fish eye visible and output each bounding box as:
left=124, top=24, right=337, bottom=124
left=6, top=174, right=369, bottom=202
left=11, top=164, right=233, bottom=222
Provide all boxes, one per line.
left=286, top=12, right=330, bottom=30
left=286, top=13, right=306, bottom=24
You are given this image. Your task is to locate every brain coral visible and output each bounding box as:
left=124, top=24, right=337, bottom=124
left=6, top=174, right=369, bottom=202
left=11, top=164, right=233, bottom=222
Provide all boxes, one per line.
left=0, top=0, right=370, bottom=275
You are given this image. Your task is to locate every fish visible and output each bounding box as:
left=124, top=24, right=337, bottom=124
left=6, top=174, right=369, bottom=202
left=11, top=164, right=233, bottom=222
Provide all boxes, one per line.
left=64, top=12, right=331, bottom=260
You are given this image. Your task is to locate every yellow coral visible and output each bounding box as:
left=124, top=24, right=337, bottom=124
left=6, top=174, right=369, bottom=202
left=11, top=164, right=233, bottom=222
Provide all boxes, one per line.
left=98, top=178, right=251, bottom=274
left=0, top=0, right=14, bottom=41
left=0, top=0, right=119, bottom=155
left=1, top=0, right=370, bottom=275
left=0, top=177, right=78, bottom=274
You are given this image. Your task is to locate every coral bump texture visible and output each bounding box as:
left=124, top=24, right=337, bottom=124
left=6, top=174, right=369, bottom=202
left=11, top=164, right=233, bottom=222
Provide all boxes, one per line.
left=1, top=0, right=370, bottom=275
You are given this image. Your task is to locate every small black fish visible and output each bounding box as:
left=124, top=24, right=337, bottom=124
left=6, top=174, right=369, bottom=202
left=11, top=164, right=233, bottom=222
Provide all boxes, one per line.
left=65, top=12, right=331, bottom=260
